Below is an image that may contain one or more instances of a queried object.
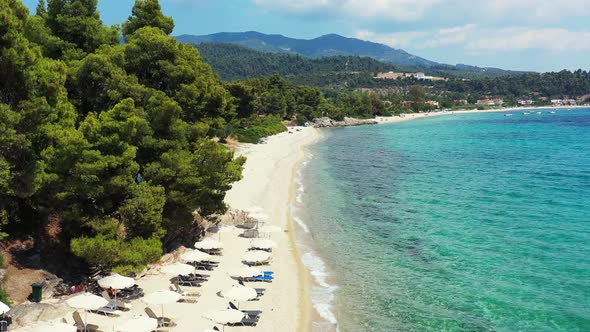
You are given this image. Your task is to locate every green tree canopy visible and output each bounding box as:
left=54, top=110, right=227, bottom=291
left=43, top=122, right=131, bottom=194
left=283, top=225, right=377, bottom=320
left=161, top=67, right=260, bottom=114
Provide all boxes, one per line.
left=122, top=0, right=174, bottom=38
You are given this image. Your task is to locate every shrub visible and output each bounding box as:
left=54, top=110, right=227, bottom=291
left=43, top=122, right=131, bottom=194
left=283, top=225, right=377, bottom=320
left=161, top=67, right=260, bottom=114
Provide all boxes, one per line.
left=0, top=289, right=10, bottom=306
left=235, top=115, right=287, bottom=143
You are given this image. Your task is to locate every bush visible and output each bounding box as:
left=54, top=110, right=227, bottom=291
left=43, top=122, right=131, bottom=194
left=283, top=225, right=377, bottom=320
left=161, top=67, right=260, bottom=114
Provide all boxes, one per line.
left=71, top=234, right=162, bottom=275
left=0, top=289, right=10, bottom=306
left=235, top=115, right=287, bottom=143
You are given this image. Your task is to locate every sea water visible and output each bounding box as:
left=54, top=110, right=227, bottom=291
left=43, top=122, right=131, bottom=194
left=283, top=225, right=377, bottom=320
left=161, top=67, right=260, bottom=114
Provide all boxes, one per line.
left=296, top=109, right=590, bottom=331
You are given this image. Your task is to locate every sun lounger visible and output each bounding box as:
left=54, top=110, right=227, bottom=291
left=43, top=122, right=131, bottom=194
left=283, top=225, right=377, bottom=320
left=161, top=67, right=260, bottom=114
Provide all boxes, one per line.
left=172, top=282, right=200, bottom=297
left=101, top=291, right=132, bottom=311
left=145, top=307, right=176, bottom=328
left=73, top=311, right=102, bottom=332
left=176, top=276, right=204, bottom=287
left=228, top=316, right=259, bottom=327
left=244, top=275, right=274, bottom=282
left=91, top=306, right=122, bottom=317
left=229, top=302, right=262, bottom=318
left=263, top=271, right=274, bottom=275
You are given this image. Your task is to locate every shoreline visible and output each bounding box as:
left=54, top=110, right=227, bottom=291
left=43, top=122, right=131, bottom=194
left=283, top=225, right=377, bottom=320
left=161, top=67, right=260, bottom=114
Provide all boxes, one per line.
left=223, top=127, right=321, bottom=332
left=375, top=105, right=587, bottom=125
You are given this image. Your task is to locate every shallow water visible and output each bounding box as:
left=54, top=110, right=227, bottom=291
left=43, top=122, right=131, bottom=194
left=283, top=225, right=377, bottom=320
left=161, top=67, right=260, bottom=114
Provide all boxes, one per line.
left=299, top=109, right=590, bottom=331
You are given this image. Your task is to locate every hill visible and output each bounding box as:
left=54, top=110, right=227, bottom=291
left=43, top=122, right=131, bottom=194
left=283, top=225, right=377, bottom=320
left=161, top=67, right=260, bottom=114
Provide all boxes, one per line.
left=176, top=31, right=436, bottom=67
left=177, top=31, right=528, bottom=77
left=194, top=42, right=397, bottom=81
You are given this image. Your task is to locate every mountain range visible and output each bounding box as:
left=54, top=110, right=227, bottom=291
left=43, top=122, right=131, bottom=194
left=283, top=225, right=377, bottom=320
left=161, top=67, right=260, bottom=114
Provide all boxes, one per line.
left=175, top=31, right=527, bottom=77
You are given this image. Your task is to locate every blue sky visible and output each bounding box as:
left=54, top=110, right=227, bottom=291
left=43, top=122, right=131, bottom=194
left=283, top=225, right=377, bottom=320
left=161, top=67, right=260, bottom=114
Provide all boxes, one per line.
left=23, top=0, right=590, bottom=72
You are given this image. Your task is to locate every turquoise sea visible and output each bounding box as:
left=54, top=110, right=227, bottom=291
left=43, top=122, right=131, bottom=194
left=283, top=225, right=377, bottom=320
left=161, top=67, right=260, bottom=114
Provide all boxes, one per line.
left=296, top=108, right=590, bottom=332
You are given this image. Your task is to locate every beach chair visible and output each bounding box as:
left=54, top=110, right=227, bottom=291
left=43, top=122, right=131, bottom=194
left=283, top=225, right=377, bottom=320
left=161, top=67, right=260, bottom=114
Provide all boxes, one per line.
left=91, top=305, right=122, bottom=317
left=176, top=275, right=203, bottom=287
left=101, top=291, right=132, bottom=311
left=145, top=307, right=176, bottom=328
left=229, top=302, right=262, bottom=318
left=254, top=288, right=266, bottom=299
left=245, top=275, right=274, bottom=282
left=228, top=316, right=259, bottom=327
left=172, top=281, right=201, bottom=297
left=73, top=311, right=102, bottom=332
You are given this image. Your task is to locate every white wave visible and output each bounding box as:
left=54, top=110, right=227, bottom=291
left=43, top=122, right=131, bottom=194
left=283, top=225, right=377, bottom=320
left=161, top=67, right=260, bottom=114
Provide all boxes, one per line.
left=301, top=251, right=339, bottom=327
left=291, top=210, right=310, bottom=233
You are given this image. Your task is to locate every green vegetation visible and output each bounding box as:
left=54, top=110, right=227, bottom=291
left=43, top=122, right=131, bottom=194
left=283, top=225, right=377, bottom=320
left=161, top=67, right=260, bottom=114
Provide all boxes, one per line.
left=195, top=43, right=590, bottom=101
left=234, top=116, right=287, bottom=143
left=0, top=0, right=244, bottom=274
left=196, top=42, right=396, bottom=81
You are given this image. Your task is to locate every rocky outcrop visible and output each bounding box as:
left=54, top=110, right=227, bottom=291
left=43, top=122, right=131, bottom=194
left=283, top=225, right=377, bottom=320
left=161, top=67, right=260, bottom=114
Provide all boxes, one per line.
left=308, top=117, right=378, bottom=128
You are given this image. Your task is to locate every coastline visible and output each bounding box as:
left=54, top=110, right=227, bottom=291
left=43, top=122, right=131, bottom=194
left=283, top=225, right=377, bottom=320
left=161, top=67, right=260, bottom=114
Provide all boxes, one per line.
left=375, top=105, right=587, bottom=125
left=223, top=127, right=321, bottom=332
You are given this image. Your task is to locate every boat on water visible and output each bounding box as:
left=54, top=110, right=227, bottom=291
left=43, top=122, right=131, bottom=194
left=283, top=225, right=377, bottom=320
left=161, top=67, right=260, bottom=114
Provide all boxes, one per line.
left=523, top=112, right=530, bottom=115
left=536, top=112, right=542, bottom=114
left=504, top=114, right=513, bottom=117
left=550, top=111, right=556, bottom=114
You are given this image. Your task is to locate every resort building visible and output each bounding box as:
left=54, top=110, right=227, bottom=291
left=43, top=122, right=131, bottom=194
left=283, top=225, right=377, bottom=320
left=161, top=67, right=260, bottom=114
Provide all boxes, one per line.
left=477, top=98, right=504, bottom=106
left=518, top=99, right=534, bottom=106
left=426, top=100, right=440, bottom=107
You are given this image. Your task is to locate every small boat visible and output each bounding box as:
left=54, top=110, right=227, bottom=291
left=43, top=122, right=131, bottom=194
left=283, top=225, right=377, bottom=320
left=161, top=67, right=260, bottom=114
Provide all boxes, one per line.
left=523, top=112, right=530, bottom=115
left=550, top=111, right=556, bottom=114
left=504, top=114, right=513, bottom=117
left=536, top=111, right=542, bottom=114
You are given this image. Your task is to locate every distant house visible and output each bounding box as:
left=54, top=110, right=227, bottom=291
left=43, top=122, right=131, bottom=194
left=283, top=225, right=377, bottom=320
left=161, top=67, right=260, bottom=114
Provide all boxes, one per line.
left=552, top=98, right=577, bottom=106
left=551, top=99, right=577, bottom=106
left=477, top=98, right=504, bottom=106
left=454, top=99, right=468, bottom=105
left=415, top=72, right=426, bottom=79
left=425, top=100, right=439, bottom=108
left=518, top=99, right=534, bottom=106
left=401, top=101, right=414, bottom=108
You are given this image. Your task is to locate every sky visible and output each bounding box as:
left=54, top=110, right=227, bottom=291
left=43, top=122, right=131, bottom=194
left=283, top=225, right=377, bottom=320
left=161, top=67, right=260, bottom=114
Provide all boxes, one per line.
left=22, top=0, right=590, bottom=72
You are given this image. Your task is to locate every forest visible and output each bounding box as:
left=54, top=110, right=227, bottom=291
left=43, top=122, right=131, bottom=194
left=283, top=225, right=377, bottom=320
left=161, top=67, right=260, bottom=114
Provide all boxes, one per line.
left=195, top=43, right=590, bottom=100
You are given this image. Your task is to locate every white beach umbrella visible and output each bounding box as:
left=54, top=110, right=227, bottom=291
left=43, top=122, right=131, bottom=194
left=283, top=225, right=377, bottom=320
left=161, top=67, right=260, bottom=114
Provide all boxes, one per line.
left=142, top=290, right=181, bottom=318
left=142, top=290, right=181, bottom=306
left=242, top=250, right=272, bottom=264
left=229, top=266, right=262, bottom=278
left=181, top=250, right=216, bottom=263
left=250, top=239, right=277, bottom=250
left=66, top=293, right=108, bottom=332
left=220, top=285, right=258, bottom=302
left=98, top=274, right=135, bottom=290
left=14, top=321, right=76, bottom=332
left=202, top=309, right=244, bottom=325
left=116, top=316, right=158, bottom=332
left=160, top=263, right=194, bottom=276
left=98, top=274, right=135, bottom=309
left=66, top=292, right=108, bottom=311
left=195, top=238, right=224, bottom=250
left=0, top=300, right=9, bottom=315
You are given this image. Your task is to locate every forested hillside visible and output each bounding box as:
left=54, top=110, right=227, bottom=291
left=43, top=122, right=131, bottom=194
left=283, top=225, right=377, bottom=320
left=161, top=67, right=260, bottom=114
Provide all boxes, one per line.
left=197, top=42, right=590, bottom=99
left=196, top=42, right=396, bottom=81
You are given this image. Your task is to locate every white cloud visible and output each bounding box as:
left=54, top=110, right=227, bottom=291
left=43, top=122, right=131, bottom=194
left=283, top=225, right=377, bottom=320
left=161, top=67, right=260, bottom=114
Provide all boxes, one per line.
left=252, top=0, right=443, bottom=21
left=354, top=25, right=590, bottom=52
left=252, top=0, right=590, bottom=22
